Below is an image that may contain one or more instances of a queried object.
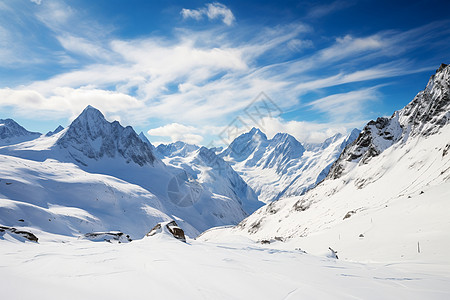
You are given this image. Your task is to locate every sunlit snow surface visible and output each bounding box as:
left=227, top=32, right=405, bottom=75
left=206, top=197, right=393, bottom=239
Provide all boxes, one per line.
left=1, top=232, right=449, bottom=300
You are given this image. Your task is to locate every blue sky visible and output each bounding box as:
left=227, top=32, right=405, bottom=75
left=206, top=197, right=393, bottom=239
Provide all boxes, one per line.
left=0, top=0, right=449, bottom=145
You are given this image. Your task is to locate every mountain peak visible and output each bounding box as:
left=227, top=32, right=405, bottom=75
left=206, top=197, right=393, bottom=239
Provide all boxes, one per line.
left=78, top=105, right=106, bottom=121
left=437, top=63, right=448, bottom=74
left=46, top=125, right=64, bottom=137
left=0, top=118, right=41, bottom=146
left=248, top=127, right=267, bottom=140
left=57, top=107, right=157, bottom=166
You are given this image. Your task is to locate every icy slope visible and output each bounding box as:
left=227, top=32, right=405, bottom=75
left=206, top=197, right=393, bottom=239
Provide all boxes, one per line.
left=201, top=64, right=450, bottom=262
left=0, top=118, right=41, bottom=146
left=220, top=127, right=359, bottom=203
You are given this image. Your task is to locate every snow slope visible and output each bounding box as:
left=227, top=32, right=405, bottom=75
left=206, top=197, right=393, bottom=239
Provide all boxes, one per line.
left=0, top=232, right=449, bottom=300
left=220, top=127, right=359, bottom=203
left=201, top=64, right=450, bottom=263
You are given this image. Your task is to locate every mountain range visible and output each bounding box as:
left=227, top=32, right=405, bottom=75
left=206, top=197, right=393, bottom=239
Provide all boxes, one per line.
left=220, top=127, right=360, bottom=203
left=0, top=106, right=263, bottom=238
left=200, top=63, right=450, bottom=262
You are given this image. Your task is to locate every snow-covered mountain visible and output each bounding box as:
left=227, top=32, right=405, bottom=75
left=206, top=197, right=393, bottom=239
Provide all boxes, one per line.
left=0, top=106, right=262, bottom=238
left=0, top=118, right=41, bottom=146
left=156, top=141, right=200, bottom=158
left=201, top=63, right=450, bottom=262
left=57, top=105, right=158, bottom=167
left=158, top=142, right=262, bottom=214
left=219, top=127, right=359, bottom=203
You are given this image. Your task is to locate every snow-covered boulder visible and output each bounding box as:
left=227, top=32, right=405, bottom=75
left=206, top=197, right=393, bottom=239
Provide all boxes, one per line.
left=146, top=220, right=186, bottom=242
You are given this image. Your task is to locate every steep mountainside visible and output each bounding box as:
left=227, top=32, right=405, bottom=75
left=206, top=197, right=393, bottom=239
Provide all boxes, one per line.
left=328, top=63, right=450, bottom=180
left=0, top=118, right=41, bottom=146
left=200, top=64, right=450, bottom=262
left=220, top=127, right=359, bottom=203
left=158, top=142, right=262, bottom=214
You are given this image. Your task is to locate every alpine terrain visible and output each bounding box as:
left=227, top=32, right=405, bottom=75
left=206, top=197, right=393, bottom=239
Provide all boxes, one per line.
left=201, top=63, right=450, bottom=264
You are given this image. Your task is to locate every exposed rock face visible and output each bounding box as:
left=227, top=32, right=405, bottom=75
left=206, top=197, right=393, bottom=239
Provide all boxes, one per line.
left=0, top=119, right=41, bottom=146
left=57, top=106, right=158, bottom=166
left=328, top=63, right=450, bottom=179
left=0, top=225, right=38, bottom=242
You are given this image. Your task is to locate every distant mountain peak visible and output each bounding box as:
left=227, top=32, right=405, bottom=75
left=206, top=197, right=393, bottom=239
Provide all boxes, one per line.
left=0, top=118, right=41, bottom=146
left=156, top=141, right=199, bottom=158
left=46, top=125, right=64, bottom=137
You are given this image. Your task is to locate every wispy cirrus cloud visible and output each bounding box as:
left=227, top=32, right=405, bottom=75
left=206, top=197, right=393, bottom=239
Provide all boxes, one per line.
left=306, top=0, right=355, bottom=19
left=181, top=2, right=235, bottom=26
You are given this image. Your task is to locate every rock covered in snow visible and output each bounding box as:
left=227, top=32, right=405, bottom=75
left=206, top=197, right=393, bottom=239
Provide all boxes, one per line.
left=147, top=220, right=186, bottom=242
left=83, top=231, right=132, bottom=243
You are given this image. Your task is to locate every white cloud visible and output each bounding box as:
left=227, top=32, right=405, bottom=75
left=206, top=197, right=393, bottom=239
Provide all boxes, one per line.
left=0, top=87, right=144, bottom=121
left=148, top=123, right=204, bottom=145
left=181, top=3, right=235, bottom=26
left=306, top=0, right=354, bottom=19
left=56, top=34, right=111, bottom=60
left=30, top=0, right=42, bottom=5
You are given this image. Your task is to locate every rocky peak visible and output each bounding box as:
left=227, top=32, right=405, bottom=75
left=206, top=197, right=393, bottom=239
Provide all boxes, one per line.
left=264, top=133, right=305, bottom=170
left=220, top=127, right=268, bottom=162
left=57, top=106, right=157, bottom=166
left=400, top=63, right=450, bottom=136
